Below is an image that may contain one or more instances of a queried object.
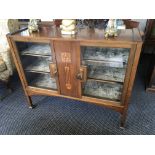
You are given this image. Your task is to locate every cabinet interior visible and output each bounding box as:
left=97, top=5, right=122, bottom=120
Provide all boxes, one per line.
left=15, top=41, right=57, bottom=91
left=81, top=46, right=130, bottom=101
left=15, top=41, right=131, bottom=102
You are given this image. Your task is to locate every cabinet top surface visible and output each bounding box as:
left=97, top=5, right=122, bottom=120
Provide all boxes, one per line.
left=9, top=26, right=142, bottom=43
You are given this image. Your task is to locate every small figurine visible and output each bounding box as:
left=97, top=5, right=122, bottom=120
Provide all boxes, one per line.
left=60, top=19, right=76, bottom=35
left=28, top=19, right=39, bottom=34
left=104, top=19, right=118, bottom=39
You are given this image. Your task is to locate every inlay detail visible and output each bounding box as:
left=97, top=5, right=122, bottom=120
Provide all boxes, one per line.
left=61, top=52, right=71, bottom=63
left=61, top=52, right=72, bottom=90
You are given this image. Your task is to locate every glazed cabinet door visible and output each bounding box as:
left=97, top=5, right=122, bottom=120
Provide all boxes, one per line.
left=80, top=44, right=135, bottom=105
left=53, top=41, right=81, bottom=98
left=12, top=40, right=60, bottom=92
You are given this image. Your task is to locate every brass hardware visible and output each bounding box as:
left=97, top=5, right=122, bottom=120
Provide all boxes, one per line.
left=49, top=63, right=57, bottom=78
left=76, top=72, right=83, bottom=80
left=76, top=66, right=87, bottom=82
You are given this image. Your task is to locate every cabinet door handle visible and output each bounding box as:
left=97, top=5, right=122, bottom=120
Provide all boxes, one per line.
left=76, top=66, right=87, bottom=82
left=50, top=63, right=57, bottom=78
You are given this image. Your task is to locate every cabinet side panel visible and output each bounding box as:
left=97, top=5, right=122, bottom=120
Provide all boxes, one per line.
left=125, top=42, right=143, bottom=104
left=53, top=41, right=81, bottom=98
left=121, top=44, right=137, bottom=104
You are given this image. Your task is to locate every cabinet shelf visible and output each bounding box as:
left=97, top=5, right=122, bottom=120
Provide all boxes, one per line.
left=21, top=53, right=51, bottom=58
left=82, top=59, right=127, bottom=67
left=87, top=78, right=123, bottom=84
left=21, top=44, right=52, bottom=57
left=25, top=70, right=50, bottom=74
left=81, top=46, right=130, bottom=63
left=28, top=73, right=57, bottom=90
left=24, top=57, right=51, bottom=73
left=83, top=80, right=123, bottom=102
left=82, top=60, right=126, bottom=82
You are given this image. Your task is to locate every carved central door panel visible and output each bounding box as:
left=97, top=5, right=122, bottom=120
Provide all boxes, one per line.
left=53, top=41, right=81, bottom=98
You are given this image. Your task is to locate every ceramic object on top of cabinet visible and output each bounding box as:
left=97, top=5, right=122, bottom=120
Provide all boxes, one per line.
left=28, top=19, right=39, bottom=34
left=60, top=19, right=76, bottom=35
left=104, top=19, right=118, bottom=39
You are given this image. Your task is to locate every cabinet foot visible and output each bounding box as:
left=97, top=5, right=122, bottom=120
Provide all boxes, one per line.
left=26, top=96, right=33, bottom=108
left=120, top=112, right=127, bottom=129
left=29, top=104, right=36, bottom=109
left=120, top=122, right=125, bottom=129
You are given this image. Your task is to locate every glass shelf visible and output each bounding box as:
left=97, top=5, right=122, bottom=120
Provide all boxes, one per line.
left=83, top=80, right=123, bottom=101
left=20, top=43, right=52, bottom=57
left=27, top=73, right=57, bottom=90
left=81, top=46, right=130, bottom=63
left=23, top=56, right=51, bottom=73
left=82, top=60, right=126, bottom=82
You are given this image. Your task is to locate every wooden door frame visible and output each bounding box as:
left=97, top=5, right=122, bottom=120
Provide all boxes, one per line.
left=7, top=36, right=61, bottom=107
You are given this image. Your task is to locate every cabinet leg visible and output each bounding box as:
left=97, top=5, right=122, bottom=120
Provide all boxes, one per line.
left=120, top=111, right=127, bottom=129
left=26, top=96, right=35, bottom=109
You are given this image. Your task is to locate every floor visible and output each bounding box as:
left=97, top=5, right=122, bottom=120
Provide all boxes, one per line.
left=0, top=54, right=155, bottom=135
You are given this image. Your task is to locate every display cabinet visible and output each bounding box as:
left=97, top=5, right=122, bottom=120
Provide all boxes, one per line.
left=7, top=26, right=142, bottom=127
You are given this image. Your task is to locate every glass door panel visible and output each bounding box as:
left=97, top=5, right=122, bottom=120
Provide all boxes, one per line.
left=81, top=46, right=130, bottom=102
left=15, top=41, right=58, bottom=91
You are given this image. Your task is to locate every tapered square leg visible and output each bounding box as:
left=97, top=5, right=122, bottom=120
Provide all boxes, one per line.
left=120, top=112, right=127, bottom=129
left=26, top=96, right=35, bottom=109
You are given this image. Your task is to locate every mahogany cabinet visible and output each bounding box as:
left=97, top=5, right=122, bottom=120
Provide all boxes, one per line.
left=7, top=26, right=142, bottom=127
